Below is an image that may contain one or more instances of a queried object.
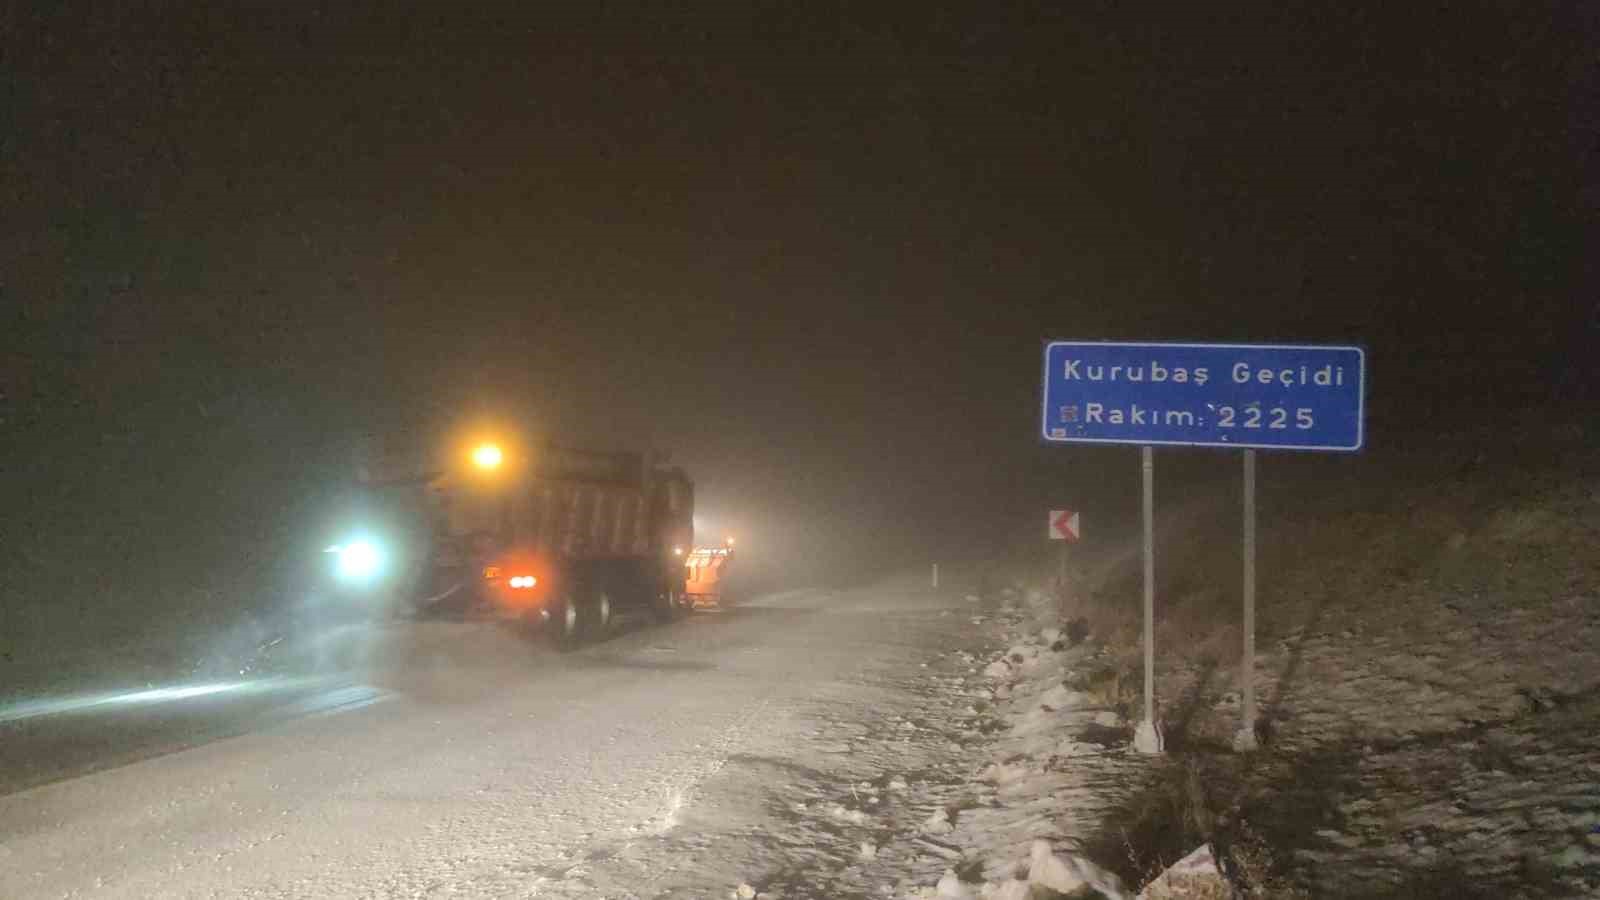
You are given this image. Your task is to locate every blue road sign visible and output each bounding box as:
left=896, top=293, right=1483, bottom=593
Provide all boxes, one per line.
left=1041, top=341, right=1365, bottom=451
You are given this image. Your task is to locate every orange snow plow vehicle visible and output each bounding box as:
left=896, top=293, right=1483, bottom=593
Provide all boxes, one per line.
left=683, top=540, right=736, bottom=608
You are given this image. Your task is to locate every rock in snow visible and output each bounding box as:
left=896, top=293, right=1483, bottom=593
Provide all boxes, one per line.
left=923, top=808, right=954, bottom=835
left=1057, top=738, right=1100, bottom=757
left=1136, top=844, right=1228, bottom=899
left=1029, top=840, right=1132, bottom=900
left=983, top=879, right=1032, bottom=900
left=734, top=883, right=757, bottom=899
left=827, top=802, right=868, bottom=824
left=1006, top=644, right=1039, bottom=663
left=1029, top=840, right=1087, bottom=894
left=1074, top=854, right=1131, bottom=899
left=936, top=867, right=974, bottom=898
left=1039, top=683, right=1090, bottom=710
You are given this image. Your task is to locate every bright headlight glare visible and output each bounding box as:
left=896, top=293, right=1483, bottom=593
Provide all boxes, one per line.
left=336, top=540, right=383, bottom=580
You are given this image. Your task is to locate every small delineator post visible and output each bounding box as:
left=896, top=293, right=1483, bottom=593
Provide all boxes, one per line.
left=1058, top=539, right=1070, bottom=614
left=932, top=562, right=939, bottom=590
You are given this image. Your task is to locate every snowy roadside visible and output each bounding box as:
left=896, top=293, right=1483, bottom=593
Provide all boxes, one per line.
left=842, top=438, right=1600, bottom=899
left=0, top=624, right=277, bottom=707
left=0, top=592, right=535, bottom=714
left=628, top=578, right=1219, bottom=900
left=1144, top=583, right=1600, bottom=897
left=0, top=607, right=372, bottom=710
left=888, top=585, right=1222, bottom=900
left=950, top=435, right=1600, bottom=899
left=1098, top=469, right=1600, bottom=898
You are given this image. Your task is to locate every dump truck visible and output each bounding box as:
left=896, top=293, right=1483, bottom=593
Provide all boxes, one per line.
left=324, top=431, right=695, bottom=648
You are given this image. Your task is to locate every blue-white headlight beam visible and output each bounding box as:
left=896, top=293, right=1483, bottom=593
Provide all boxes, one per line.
left=327, top=539, right=384, bottom=581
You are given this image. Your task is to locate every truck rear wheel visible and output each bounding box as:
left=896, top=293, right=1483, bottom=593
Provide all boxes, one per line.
left=550, top=591, right=582, bottom=651
left=587, top=589, right=614, bottom=636
left=653, top=585, right=684, bottom=623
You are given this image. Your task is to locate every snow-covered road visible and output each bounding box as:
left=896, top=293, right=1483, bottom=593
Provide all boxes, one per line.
left=0, top=576, right=996, bottom=899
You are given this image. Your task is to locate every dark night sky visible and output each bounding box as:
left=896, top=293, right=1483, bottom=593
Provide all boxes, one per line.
left=2, top=4, right=1595, bottom=628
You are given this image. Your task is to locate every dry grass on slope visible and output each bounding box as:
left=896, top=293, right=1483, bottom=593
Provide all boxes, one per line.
left=1034, top=421, right=1600, bottom=896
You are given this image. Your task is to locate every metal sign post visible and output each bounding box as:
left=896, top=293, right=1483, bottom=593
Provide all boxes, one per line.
left=1134, top=446, right=1162, bottom=753
left=1040, top=341, right=1365, bottom=756
left=1234, top=449, right=1259, bottom=751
